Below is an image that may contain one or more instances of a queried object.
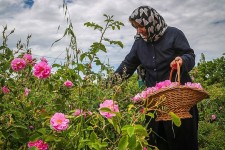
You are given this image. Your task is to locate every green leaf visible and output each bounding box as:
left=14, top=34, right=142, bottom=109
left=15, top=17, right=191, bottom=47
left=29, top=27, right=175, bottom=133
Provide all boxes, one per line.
left=29, top=147, right=39, bottom=150
left=77, top=64, right=85, bottom=72
left=127, top=126, right=135, bottom=137
left=134, top=125, right=148, bottom=137
left=146, top=112, right=154, bottom=118
left=45, top=135, right=58, bottom=142
left=128, top=135, right=136, bottom=150
left=37, top=128, right=46, bottom=135
left=84, top=22, right=103, bottom=31
left=169, top=112, right=181, bottom=127
left=29, top=133, right=41, bottom=141
left=80, top=53, right=87, bottom=62
left=127, top=104, right=134, bottom=114
left=52, top=63, right=61, bottom=68
left=90, top=132, right=98, bottom=143
left=11, top=124, right=27, bottom=130
left=94, top=59, right=102, bottom=66
left=99, top=107, right=112, bottom=113
left=118, top=135, right=128, bottom=150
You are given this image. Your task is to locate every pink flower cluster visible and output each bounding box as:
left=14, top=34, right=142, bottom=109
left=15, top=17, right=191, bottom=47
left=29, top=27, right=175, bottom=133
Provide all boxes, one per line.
left=33, top=61, right=51, bottom=79
left=99, top=100, right=119, bottom=119
left=73, top=109, right=92, bottom=118
left=28, top=139, right=48, bottom=150
left=132, top=80, right=178, bottom=102
left=50, top=113, right=69, bottom=131
left=64, top=80, right=73, bottom=87
left=11, top=54, right=34, bottom=71
left=131, top=80, right=203, bottom=103
left=11, top=58, right=26, bottom=71
left=10, top=55, right=52, bottom=80
left=184, top=82, right=203, bottom=89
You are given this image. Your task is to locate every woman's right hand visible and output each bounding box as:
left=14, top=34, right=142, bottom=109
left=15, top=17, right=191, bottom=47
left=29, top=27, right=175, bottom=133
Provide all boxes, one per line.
left=170, top=56, right=183, bottom=69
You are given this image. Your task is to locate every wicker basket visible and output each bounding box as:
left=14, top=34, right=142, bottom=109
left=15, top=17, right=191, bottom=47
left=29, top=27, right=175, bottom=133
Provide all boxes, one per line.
left=145, top=62, right=209, bottom=121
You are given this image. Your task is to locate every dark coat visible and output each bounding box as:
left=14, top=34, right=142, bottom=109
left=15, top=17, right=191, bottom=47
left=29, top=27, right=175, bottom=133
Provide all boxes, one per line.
left=115, top=26, right=198, bottom=150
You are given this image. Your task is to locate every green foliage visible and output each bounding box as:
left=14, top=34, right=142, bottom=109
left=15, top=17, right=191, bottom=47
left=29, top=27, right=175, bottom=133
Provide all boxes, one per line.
left=0, top=10, right=151, bottom=149
left=198, top=121, right=225, bottom=150
left=192, top=53, right=225, bottom=86
left=191, top=53, right=225, bottom=149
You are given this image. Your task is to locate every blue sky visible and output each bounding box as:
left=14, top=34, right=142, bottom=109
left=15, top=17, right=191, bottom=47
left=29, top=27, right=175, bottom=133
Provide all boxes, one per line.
left=24, top=0, right=34, bottom=8
left=0, top=0, right=225, bottom=70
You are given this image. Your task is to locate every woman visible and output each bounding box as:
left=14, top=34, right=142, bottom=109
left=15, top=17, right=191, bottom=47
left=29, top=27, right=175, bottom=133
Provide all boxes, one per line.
left=115, top=6, right=198, bottom=150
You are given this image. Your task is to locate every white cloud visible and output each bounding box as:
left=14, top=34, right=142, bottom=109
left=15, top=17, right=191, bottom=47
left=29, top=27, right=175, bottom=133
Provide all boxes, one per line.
left=0, top=0, right=225, bottom=68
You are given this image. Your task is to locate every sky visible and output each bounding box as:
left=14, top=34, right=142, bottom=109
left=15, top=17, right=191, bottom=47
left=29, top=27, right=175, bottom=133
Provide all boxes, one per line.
left=0, top=0, right=225, bottom=70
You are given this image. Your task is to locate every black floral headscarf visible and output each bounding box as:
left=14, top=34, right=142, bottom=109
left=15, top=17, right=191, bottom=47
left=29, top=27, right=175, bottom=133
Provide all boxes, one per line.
left=129, top=6, right=168, bottom=42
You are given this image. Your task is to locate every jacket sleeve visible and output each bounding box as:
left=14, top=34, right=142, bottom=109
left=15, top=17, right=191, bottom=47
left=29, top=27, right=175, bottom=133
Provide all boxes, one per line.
left=115, top=41, right=141, bottom=79
left=173, top=29, right=195, bottom=72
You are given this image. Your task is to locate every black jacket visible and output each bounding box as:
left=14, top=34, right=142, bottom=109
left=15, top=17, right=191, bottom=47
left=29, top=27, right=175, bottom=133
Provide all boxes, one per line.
left=116, top=26, right=195, bottom=86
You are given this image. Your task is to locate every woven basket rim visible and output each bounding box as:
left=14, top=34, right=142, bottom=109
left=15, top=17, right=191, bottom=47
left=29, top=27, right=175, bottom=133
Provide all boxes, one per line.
left=146, top=85, right=209, bottom=99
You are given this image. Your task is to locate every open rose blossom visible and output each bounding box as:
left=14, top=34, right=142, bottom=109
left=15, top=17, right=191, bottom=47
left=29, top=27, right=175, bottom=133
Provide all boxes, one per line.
left=11, top=58, right=26, bottom=71
left=2, top=86, right=10, bottom=94
left=99, top=100, right=119, bottom=119
left=33, top=61, right=51, bottom=79
left=28, top=139, right=48, bottom=150
left=50, top=113, right=69, bottom=131
left=23, top=54, right=33, bottom=63
left=64, top=80, right=73, bottom=87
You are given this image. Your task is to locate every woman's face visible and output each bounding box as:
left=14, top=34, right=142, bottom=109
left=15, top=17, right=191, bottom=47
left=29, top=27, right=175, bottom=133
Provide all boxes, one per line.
left=131, top=20, right=148, bottom=38
left=137, top=27, right=147, bottom=37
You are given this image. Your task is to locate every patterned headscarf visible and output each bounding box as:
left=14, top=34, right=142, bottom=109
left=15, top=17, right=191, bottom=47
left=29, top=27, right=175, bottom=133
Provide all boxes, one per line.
left=129, top=6, right=168, bottom=42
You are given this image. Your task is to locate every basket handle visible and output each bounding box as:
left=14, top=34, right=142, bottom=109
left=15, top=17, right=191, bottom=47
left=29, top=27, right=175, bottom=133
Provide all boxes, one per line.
left=169, top=61, right=180, bottom=83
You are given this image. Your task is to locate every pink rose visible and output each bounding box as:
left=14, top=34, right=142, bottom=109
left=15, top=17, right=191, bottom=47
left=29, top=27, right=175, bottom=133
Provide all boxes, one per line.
left=99, top=100, right=119, bottom=119
left=50, top=113, right=69, bottom=131
left=143, top=147, right=147, bottom=150
left=23, top=54, right=32, bottom=63
left=185, top=82, right=203, bottom=90
left=141, top=90, right=148, bottom=99
left=28, top=139, right=48, bottom=150
left=131, top=93, right=142, bottom=102
left=211, top=114, right=217, bottom=121
left=143, top=147, right=148, bottom=150
left=2, top=86, right=10, bottom=94
left=73, top=109, right=92, bottom=118
left=11, top=58, right=26, bottom=71
left=73, top=109, right=83, bottom=116
left=33, top=61, right=51, bottom=79
left=24, top=88, right=30, bottom=96
left=64, top=80, right=73, bottom=87
left=41, top=57, right=48, bottom=63
left=155, top=80, right=172, bottom=90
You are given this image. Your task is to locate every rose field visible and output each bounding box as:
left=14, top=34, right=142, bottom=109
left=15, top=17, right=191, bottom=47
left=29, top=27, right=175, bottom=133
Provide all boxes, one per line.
left=0, top=6, right=225, bottom=150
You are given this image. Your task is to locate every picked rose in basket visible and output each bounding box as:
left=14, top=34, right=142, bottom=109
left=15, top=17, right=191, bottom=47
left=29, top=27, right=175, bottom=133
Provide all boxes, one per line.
left=132, top=63, right=209, bottom=121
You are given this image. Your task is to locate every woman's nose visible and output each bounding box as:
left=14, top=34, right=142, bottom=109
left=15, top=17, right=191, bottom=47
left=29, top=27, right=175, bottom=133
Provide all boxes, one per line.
left=137, top=28, right=143, bottom=33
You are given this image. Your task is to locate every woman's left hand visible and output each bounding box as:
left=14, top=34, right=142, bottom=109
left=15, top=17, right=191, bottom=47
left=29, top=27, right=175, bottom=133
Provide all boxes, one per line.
left=170, top=56, right=183, bottom=69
